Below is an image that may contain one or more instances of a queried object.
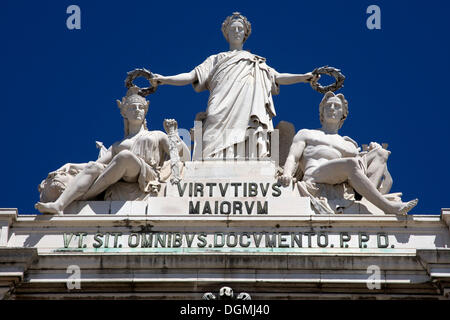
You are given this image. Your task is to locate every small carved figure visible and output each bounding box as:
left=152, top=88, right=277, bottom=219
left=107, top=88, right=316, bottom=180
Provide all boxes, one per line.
left=35, top=87, right=189, bottom=214
left=219, top=286, right=234, bottom=300
left=151, top=12, right=319, bottom=159
left=202, top=286, right=251, bottom=300
left=164, top=119, right=183, bottom=184
left=279, top=91, right=418, bottom=215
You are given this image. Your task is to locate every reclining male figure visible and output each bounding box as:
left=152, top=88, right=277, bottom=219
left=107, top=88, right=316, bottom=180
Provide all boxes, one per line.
left=279, top=91, right=417, bottom=215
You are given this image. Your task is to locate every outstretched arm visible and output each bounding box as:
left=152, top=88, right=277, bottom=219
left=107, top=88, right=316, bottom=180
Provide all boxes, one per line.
left=151, top=70, right=197, bottom=86
left=275, top=72, right=318, bottom=85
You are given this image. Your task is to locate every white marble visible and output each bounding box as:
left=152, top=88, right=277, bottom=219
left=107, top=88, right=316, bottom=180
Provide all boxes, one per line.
left=151, top=12, right=318, bottom=160
left=0, top=209, right=449, bottom=299
left=281, top=92, right=418, bottom=215
left=35, top=87, right=189, bottom=215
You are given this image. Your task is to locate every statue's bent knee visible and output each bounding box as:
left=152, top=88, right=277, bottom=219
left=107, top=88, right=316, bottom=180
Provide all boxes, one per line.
left=115, top=150, right=137, bottom=164
left=374, top=147, right=390, bottom=161
left=346, top=158, right=364, bottom=174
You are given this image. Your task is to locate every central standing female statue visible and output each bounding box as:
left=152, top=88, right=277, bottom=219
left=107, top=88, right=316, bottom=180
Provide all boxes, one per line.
left=152, top=12, right=318, bottom=159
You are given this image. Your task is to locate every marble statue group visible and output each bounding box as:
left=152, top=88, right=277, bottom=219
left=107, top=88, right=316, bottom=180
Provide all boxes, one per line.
left=35, top=12, right=418, bottom=216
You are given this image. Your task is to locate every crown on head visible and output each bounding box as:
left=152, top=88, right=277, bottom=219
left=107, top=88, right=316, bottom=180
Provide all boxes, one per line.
left=120, top=86, right=148, bottom=107
left=221, top=12, right=252, bottom=43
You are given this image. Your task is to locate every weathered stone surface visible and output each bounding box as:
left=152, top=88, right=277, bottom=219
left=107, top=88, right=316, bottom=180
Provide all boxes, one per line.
left=276, top=121, right=296, bottom=167
left=1, top=209, right=449, bottom=299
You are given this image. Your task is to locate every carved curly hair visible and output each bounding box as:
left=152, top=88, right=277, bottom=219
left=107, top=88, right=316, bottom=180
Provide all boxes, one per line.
left=319, top=91, right=349, bottom=129
left=221, top=12, right=252, bottom=43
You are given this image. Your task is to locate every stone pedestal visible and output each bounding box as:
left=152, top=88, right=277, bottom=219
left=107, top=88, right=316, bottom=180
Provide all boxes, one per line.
left=64, top=160, right=313, bottom=216
left=0, top=207, right=449, bottom=299
left=1, top=161, right=449, bottom=299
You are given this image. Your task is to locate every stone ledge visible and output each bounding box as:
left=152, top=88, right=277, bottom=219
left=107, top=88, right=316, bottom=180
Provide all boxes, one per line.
left=442, top=208, right=450, bottom=229
left=0, top=248, right=38, bottom=264
left=0, top=247, right=38, bottom=299
left=8, top=212, right=444, bottom=228
left=26, top=250, right=426, bottom=273
left=64, top=201, right=148, bottom=215
left=10, top=251, right=440, bottom=288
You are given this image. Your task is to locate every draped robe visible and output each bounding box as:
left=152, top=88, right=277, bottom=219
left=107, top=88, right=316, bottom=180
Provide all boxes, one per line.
left=193, top=50, right=280, bottom=158
left=111, top=130, right=168, bottom=193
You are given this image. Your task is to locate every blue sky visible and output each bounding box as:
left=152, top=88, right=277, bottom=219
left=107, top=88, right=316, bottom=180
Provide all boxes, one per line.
left=1, top=0, right=449, bottom=215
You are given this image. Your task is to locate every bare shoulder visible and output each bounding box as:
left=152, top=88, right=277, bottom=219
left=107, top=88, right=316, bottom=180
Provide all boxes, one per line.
left=152, top=130, right=168, bottom=138
left=342, top=135, right=359, bottom=148
left=294, top=129, right=320, bottom=142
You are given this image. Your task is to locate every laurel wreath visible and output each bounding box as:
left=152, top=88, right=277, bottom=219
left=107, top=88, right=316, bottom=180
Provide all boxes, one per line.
left=310, top=66, right=345, bottom=94
left=125, top=68, right=158, bottom=97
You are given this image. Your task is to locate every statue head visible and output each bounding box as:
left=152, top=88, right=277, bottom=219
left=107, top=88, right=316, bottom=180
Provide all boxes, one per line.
left=38, top=169, right=77, bottom=203
left=319, top=91, right=348, bottom=129
left=116, top=86, right=150, bottom=136
left=221, top=12, right=252, bottom=45
left=219, top=286, right=234, bottom=300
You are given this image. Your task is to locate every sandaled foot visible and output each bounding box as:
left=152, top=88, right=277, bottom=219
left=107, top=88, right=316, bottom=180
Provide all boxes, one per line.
left=397, top=198, right=418, bottom=215
left=35, top=202, right=63, bottom=215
